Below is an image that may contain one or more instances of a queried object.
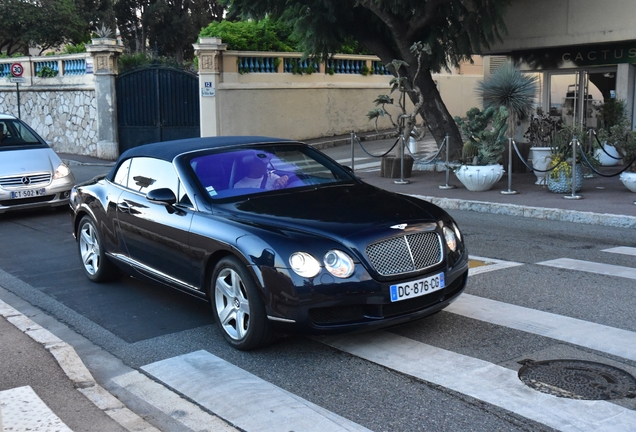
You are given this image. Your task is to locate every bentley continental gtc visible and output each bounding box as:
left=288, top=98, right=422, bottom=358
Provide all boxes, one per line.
left=70, top=137, right=468, bottom=349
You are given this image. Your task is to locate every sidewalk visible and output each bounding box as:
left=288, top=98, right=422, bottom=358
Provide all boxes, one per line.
left=307, top=133, right=636, bottom=228
left=0, top=299, right=157, bottom=432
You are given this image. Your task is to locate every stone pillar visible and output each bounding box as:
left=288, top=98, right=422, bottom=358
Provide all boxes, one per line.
left=86, top=39, right=124, bottom=160
left=193, top=37, right=227, bottom=137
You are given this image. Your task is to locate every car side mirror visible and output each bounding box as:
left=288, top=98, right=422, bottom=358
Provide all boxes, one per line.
left=146, top=188, right=177, bottom=205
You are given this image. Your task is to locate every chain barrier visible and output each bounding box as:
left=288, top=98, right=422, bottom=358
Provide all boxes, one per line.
left=577, top=143, right=636, bottom=177
left=349, top=132, right=447, bottom=174
left=511, top=140, right=567, bottom=173
left=591, top=130, right=623, bottom=161
left=352, top=133, right=445, bottom=163
left=354, top=134, right=400, bottom=158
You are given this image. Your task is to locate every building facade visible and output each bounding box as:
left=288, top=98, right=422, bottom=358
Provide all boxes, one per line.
left=484, top=0, right=636, bottom=130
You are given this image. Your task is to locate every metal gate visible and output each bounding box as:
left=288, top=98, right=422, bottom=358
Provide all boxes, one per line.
left=116, top=66, right=200, bottom=153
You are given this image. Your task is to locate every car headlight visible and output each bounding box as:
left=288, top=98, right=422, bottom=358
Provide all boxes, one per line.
left=453, top=222, right=462, bottom=242
left=289, top=252, right=321, bottom=278
left=53, top=163, right=71, bottom=179
left=443, top=226, right=457, bottom=252
left=324, top=250, right=354, bottom=278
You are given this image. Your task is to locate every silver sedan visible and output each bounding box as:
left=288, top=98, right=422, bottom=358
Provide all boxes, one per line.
left=0, top=113, right=75, bottom=214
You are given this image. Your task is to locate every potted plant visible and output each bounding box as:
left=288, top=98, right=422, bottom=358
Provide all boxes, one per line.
left=603, top=123, right=636, bottom=192
left=478, top=62, right=538, bottom=175
left=545, top=125, right=588, bottom=193
left=367, top=42, right=429, bottom=179
left=453, top=105, right=508, bottom=191
left=524, top=114, right=562, bottom=184
left=91, top=24, right=117, bottom=45
left=595, top=98, right=627, bottom=166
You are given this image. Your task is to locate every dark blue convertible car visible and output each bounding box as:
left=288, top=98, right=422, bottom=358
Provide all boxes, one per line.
left=70, top=136, right=468, bottom=349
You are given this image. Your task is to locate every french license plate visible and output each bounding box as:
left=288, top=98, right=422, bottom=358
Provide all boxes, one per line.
left=10, top=188, right=45, bottom=199
left=390, top=272, right=445, bottom=302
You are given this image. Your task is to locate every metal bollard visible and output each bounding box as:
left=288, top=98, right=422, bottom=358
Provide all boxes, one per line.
left=350, top=131, right=355, bottom=173
left=439, top=134, right=456, bottom=189
left=394, top=132, right=410, bottom=185
left=564, top=137, right=583, bottom=200
left=501, top=138, right=518, bottom=195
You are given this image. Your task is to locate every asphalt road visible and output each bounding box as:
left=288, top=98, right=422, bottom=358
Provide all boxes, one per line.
left=1, top=150, right=635, bottom=431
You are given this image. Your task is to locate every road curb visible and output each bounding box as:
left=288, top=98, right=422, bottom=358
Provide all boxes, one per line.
left=412, top=194, right=636, bottom=228
left=0, top=299, right=159, bottom=432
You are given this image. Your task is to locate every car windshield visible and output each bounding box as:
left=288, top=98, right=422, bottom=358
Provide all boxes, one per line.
left=0, top=119, right=45, bottom=150
left=189, top=144, right=355, bottom=199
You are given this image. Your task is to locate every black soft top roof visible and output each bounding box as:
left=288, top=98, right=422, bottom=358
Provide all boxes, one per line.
left=118, top=136, right=294, bottom=162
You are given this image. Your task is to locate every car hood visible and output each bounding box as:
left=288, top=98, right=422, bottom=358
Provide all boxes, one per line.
left=221, top=183, right=439, bottom=240
left=0, top=147, right=62, bottom=175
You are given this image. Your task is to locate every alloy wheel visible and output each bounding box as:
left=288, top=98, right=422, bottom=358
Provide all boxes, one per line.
left=214, top=267, right=250, bottom=340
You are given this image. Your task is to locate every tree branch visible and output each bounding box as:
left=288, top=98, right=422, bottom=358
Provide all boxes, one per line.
left=406, top=0, right=449, bottom=38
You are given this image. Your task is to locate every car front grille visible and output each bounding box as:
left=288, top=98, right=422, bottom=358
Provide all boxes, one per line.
left=0, top=173, right=52, bottom=188
left=366, top=232, right=443, bottom=276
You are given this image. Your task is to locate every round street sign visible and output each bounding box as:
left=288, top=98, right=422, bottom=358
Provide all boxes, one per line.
left=11, top=63, right=24, bottom=77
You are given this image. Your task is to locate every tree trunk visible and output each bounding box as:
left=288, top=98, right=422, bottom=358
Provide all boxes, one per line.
left=411, top=70, right=464, bottom=161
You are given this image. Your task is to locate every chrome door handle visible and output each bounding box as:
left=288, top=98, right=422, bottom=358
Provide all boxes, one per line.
left=117, top=202, right=130, bottom=213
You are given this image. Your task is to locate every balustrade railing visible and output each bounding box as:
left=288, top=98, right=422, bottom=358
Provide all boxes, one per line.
left=0, top=63, right=10, bottom=78
left=0, top=53, right=89, bottom=81
left=226, top=51, right=391, bottom=76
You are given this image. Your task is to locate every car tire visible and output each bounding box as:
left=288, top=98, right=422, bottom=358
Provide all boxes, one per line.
left=211, top=256, right=275, bottom=350
left=77, top=216, right=118, bottom=282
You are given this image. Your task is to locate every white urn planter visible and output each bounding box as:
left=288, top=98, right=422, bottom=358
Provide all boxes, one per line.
left=619, top=172, right=636, bottom=192
left=455, top=164, right=504, bottom=191
left=594, top=143, right=621, bottom=166
left=529, top=147, right=552, bottom=185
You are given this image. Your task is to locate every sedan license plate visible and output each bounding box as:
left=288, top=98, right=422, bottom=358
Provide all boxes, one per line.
left=11, top=188, right=45, bottom=199
left=390, top=272, right=445, bottom=302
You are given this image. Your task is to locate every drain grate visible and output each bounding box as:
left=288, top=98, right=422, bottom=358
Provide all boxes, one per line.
left=518, top=359, right=636, bottom=400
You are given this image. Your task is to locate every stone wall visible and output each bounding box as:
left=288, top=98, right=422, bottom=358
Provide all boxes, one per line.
left=0, top=88, right=98, bottom=155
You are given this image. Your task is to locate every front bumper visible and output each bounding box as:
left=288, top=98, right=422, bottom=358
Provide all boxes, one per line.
left=0, top=182, right=74, bottom=214
left=264, top=257, right=469, bottom=335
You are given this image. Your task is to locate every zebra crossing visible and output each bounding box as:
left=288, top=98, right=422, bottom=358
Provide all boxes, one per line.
left=114, top=246, right=636, bottom=432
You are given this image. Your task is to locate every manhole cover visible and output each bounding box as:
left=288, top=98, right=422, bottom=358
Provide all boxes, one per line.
left=518, top=359, right=636, bottom=400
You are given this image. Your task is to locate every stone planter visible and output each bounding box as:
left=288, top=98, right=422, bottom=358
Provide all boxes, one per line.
left=547, top=164, right=583, bottom=193
left=91, top=38, right=118, bottom=45
left=380, top=155, right=414, bottom=178
left=619, top=172, right=636, bottom=192
left=594, top=142, right=622, bottom=166
left=529, top=147, right=553, bottom=185
left=455, top=164, right=504, bottom=191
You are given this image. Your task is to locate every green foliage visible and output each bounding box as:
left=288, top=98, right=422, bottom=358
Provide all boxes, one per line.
left=455, top=106, right=509, bottom=165
left=115, top=0, right=223, bottom=62
left=617, top=131, right=636, bottom=173
left=598, top=98, right=627, bottom=133
left=119, top=52, right=153, bottom=73
left=118, top=52, right=187, bottom=74
left=478, top=62, right=538, bottom=139
left=226, top=0, right=509, bottom=69
left=0, top=0, right=86, bottom=56
left=524, top=115, right=562, bottom=147
left=285, top=58, right=317, bottom=75
left=62, top=43, right=87, bottom=54
left=200, top=18, right=299, bottom=52
left=360, top=64, right=371, bottom=76
left=36, top=66, right=59, bottom=78
left=222, top=0, right=512, bottom=157
left=598, top=115, right=636, bottom=173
